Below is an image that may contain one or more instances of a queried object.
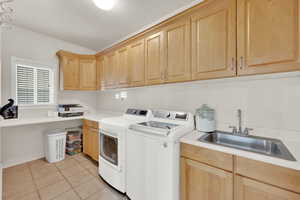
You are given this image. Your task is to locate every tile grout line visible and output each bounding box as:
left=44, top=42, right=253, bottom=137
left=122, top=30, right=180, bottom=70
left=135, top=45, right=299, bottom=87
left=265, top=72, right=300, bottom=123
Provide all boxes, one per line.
left=25, top=162, right=41, bottom=200
left=53, top=158, right=83, bottom=200
left=71, top=154, right=105, bottom=200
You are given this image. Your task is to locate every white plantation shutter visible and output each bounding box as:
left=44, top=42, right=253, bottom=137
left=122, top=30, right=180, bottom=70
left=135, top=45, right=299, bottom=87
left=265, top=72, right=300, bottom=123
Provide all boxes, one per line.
left=17, top=66, right=35, bottom=104
left=37, top=69, right=50, bottom=103
left=16, top=64, right=53, bottom=105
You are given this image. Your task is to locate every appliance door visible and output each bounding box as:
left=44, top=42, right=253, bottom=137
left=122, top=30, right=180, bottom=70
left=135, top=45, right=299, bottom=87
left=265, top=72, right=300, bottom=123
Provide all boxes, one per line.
left=100, top=130, right=119, bottom=169
left=126, top=129, right=177, bottom=200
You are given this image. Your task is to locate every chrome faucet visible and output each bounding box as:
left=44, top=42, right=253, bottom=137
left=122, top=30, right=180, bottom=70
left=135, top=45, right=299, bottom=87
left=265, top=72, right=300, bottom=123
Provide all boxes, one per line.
left=229, top=109, right=253, bottom=136
left=238, top=109, right=242, bottom=134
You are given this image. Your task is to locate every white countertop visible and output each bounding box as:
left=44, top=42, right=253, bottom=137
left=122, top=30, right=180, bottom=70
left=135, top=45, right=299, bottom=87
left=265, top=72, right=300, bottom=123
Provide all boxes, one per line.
left=181, top=131, right=300, bottom=171
left=0, top=111, right=122, bottom=128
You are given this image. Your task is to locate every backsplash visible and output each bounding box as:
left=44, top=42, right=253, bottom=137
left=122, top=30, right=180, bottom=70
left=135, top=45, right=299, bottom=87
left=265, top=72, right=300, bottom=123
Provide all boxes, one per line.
left=97, top=72, right=300, bottom=133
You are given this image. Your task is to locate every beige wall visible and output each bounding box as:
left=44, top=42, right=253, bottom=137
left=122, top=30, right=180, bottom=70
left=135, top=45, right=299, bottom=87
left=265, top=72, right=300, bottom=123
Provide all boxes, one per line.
left=97, top=72, right=300, bottom=135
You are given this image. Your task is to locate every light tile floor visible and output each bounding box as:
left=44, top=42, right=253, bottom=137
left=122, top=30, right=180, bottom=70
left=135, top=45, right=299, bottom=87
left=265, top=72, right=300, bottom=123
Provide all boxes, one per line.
left=2, top=154, right=126, bottom=200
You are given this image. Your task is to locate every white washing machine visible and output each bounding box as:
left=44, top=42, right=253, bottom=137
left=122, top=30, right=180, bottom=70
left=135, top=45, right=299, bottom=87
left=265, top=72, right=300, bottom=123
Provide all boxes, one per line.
left=99, top=108, right=152, bottom=193
left=126, top=110, right=194, bottom=200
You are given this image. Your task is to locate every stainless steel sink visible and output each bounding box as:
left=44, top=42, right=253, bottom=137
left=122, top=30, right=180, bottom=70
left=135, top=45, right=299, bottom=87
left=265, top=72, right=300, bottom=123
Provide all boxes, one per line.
left=199, top=131, right=296, bottom=161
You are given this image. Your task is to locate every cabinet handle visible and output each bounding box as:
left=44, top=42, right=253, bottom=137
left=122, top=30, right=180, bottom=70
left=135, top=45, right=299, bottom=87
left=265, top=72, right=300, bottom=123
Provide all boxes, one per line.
left=231, top=57, right=235, bottom=71
left=164, top=69, right=168, bottom=80
left=240, top=56, right=244, bottom=70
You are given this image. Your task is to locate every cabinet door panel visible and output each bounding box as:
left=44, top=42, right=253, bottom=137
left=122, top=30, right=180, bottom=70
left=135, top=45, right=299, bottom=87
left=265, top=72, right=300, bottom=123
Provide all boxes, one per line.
left=181, top=158, right=233, bottom=200
left=191, top=0, right=236, bottom=80
left=236, top=175, right=300, bottom=200
left=103, top=52, right=118, bottom=89
left=117, top=47, right=130, bottom=87
left=237, top=0, right=300, bottom=75
left=80, top=59, right=97, bottom=90
left=83, top=126, right=92, bottom=156
left=61, top=56, right=80, bottom=90
left=91, top=129, right=99, bottom=161
left=96, top=56, right=104, bottom=90
left=145, top=31, right=164, bottom=85
left=129, top=39, right=145, bottom=87
left=164, top=18, right=191, bottom=83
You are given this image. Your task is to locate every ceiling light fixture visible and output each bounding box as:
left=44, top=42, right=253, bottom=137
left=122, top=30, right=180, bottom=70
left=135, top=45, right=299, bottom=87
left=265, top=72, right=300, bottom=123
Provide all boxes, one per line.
left=92, top=0, right=115, bottom=10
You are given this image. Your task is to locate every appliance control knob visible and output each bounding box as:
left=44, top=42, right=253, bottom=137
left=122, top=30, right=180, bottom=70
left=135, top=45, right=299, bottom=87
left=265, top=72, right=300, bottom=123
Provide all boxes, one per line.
left=163, top=142, right=168, bottom=148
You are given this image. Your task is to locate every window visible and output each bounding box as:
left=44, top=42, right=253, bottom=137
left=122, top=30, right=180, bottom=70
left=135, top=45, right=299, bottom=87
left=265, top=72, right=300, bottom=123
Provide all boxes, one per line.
left=12, top=58, right=54, bottom=106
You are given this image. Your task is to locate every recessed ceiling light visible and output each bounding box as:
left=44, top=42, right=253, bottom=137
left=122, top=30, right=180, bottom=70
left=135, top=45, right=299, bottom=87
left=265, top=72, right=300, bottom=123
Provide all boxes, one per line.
left=92, top=0, right=115, bottom=10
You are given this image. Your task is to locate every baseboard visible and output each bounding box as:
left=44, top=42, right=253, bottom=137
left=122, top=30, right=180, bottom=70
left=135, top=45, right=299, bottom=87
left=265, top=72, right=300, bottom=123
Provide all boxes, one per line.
left=3, top=153, right=44, bottom=168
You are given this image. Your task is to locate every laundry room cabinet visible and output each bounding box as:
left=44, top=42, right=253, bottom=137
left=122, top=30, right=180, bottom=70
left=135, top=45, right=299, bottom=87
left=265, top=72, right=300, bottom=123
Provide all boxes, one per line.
left=57, top=50, right=98, bottom=90
left=129, top=39, right=146, bottom=87
left=180, top=143, right=300, bottom=200
left=102, top=51, right=118, bottom=89
left=191, top=0, right=237, bottom=80
left=83, top=120, right=99, bottom=161
left=237, top=0, right=300, bottom=76
left=180, top=157, right=233, bottom=200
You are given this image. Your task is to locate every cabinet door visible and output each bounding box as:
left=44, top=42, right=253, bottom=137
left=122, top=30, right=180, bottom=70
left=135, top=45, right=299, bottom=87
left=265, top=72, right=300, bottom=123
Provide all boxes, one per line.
left=237, top=0, right=300, bottom=75
left=61, top=56, right=80, bottom=90
left=236, top=175, right=300, bottom=200
left=117, top=47, right=130, bottom=87
left=181, top=158, right=233, bottom=200
left=90, top=128, right=99, bottom=161
left=129, top=39, right=145, bottom=87
left=163, top=18, right=191, bottom=83
left=103, top=51, right=118, bottom=89
left=79, top=58, right=97, bottom=90
left=145, top=31, right=165, bottom=85
left=96, top=56, right=104, bottom=90
left=83, top=126, right=92, bottom=156
left=191, top=0, right=236, bottom=80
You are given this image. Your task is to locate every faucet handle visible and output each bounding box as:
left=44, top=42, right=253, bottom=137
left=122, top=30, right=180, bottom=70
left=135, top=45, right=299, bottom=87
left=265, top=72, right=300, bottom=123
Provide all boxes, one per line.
left=229, top=126, right=237, bottom=134
left=243, top=128, right=253, bottom=136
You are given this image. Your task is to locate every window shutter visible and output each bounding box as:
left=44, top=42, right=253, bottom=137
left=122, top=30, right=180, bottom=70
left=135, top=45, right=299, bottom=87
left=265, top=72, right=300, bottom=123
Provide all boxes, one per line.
left=16, top=65, right=35, bottom=104
left=16, top=64, right=53, bottom=105
left=37, top=69, right=50, bottom=103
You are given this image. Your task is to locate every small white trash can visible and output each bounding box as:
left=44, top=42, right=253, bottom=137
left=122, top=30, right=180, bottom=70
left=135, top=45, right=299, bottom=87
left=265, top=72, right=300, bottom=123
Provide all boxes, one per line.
left=45, top=130, right=67, bottom=163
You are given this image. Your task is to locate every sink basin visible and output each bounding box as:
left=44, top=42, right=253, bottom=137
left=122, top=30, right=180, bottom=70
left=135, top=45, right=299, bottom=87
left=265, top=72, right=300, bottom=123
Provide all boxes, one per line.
left=199, top=131, right=296, bottom=161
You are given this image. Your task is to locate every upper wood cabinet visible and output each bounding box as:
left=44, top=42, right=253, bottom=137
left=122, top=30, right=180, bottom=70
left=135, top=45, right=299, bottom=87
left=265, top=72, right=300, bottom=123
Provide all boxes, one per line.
left=95, top=0, right=300, bottom=89
left=181, top=157, right=233, bottom=200
left=236, top=175, right=300, bottom=200
left=57, top=52, right=80, bottom=90
left=191, top=0, right=237, bottom=80
left=117, top=46, right=130, bottom=87
left=103, top=51, right=118, bottom=89
left=237, top=0, right=300, bottom=75
left=79, top=58, right=97, bottom=90
left=57, top=50, right=97, bottom=91
left=163, top=18, right=191, bottom=83
left=129, top=39, right=145, bottom=87
left=145, top=31, right=165, bottom=85
left=96, top=56, right=104, bottom=90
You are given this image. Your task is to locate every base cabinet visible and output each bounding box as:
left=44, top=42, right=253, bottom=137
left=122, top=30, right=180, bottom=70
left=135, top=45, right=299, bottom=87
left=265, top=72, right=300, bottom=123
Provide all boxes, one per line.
left=181, top=143, right=300, bottom=200
left=83, top=120, right=99, bottom=161
left=236, top=175, right=300, bottom=200
left=181, top=157, right=233, bottom=200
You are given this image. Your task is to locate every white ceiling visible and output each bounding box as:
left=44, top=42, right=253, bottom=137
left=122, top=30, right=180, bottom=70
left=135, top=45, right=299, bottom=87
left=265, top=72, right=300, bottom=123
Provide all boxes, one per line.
left=10, top=0, right=200, bottom=51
